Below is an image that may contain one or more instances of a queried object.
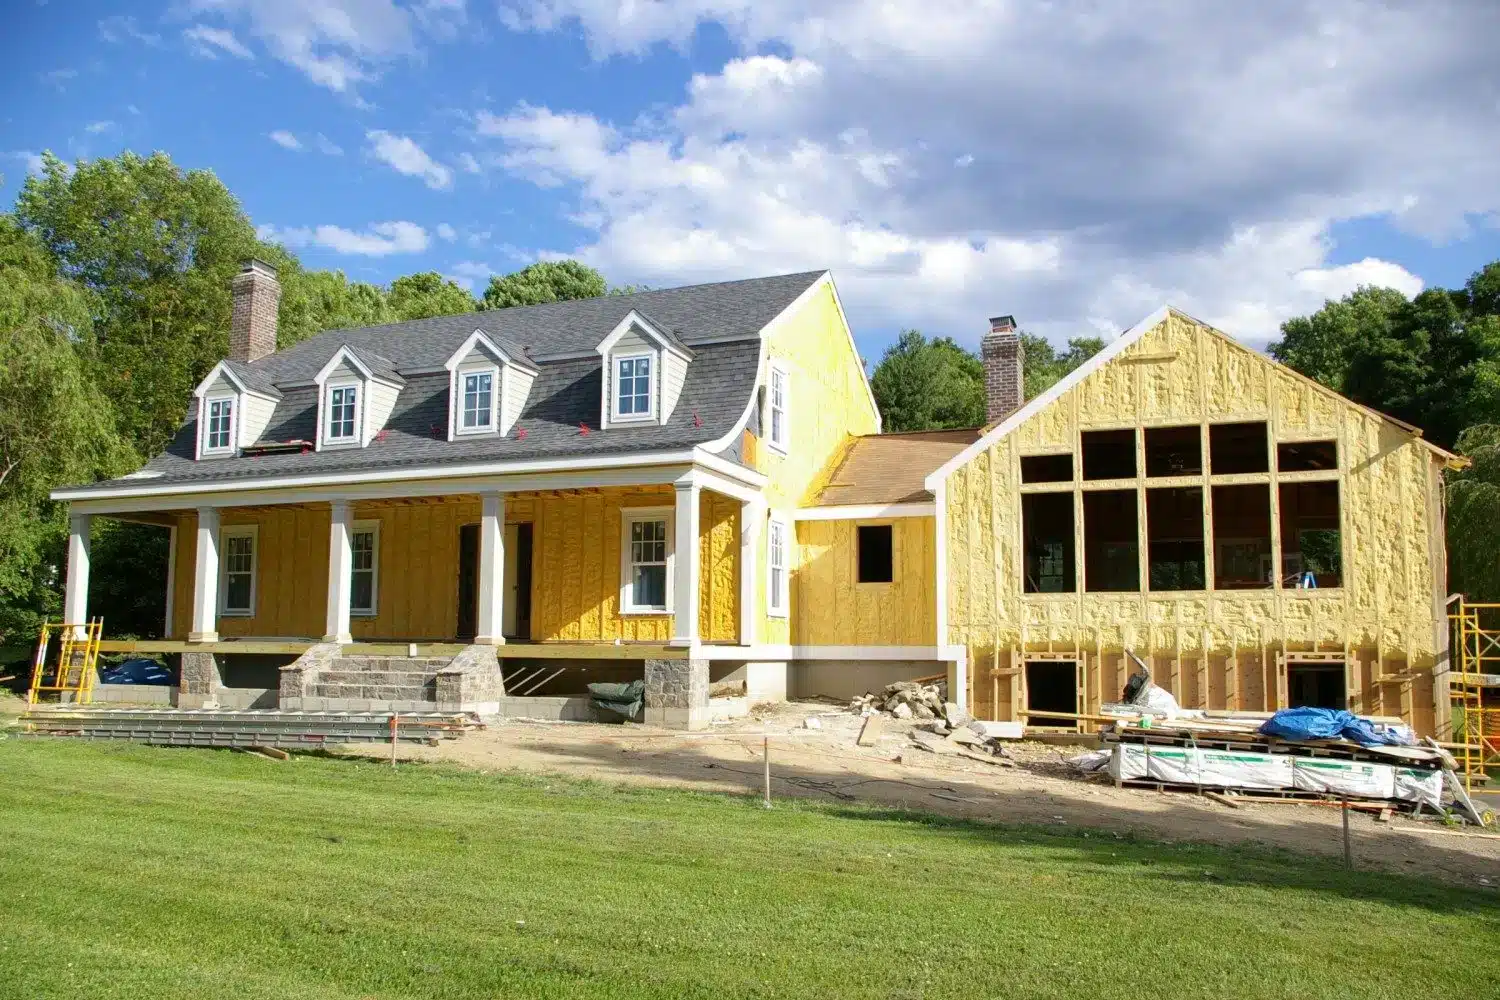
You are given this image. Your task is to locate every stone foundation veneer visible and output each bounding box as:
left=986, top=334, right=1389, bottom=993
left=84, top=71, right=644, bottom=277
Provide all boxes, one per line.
left=277, top=642, right=341, bottom=709
left=644, top=657, right=709, bottom=730
left=179, top=651, right=224, bottom=709
left=435, top=645, right=504, bottom=715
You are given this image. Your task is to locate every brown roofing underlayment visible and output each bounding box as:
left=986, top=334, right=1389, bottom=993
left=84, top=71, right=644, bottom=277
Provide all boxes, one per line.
left=816, top=428, right=983, bottom=506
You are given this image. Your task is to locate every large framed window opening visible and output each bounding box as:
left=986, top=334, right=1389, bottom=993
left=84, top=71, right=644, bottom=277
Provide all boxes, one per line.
left=1018, top=422, right=1342, bottom=594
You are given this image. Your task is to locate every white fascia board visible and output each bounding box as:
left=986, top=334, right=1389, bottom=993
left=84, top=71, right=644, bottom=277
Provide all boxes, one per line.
left=596, top=310, right=689, bottom=361
left=193, top=361, right=277, bottom=403
left=314, top=344, right=374, bottom=386
left=445, top=329, right=535, bottom=374
left=792, top=502, right=935, bottom=521
left=690, top=465, right=762, bottom=504
left=691, top=448, right=768, bottom=490
left=52, top=449, right=705, bottom=507
left=685, top=643, right=966, bottom=662
left=922, top=304, right=1172, bottom=491
left=820, top=272, right=882, bottom=434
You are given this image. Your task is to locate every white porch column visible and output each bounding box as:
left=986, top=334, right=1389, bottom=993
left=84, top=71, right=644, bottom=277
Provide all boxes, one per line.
left=189, top=506, right=221, bottom=642
left=63, top=512, right=91, bottom=638
left=474, top=492, right=506, bottom=645
left=738, top=498, right=763, bottom=645
left=670, top=476, right=701, bottom=647
left=324, top=500, right=354, bottom=643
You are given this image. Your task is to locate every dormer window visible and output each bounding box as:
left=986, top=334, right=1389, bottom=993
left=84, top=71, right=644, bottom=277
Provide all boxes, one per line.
left=326, top=384, right=360, bottom=443
left=314, top=345, right=404, bottom=451
left=615, top=355, right=654, bottom=420
left=461, top=370, right=495, bottom=432
left=596, top=310, right=693, bottom=430
left=205, top=397, right=235, bottom=453
left=445, top=330, right=534, bottom=440
left=191, top=360, right=282, bottom=460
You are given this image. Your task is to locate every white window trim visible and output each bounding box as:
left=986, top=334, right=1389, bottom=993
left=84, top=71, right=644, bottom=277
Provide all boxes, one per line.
left=766, top=512, right=789, bottom=618
left=455, top=364, right=500, bottom=436
left=350, top=519, right=380, bottom=617
left=219, top=524, right=258, bottom=617
left=611, top=351, right=658, bottom=424
left=619, top=506, right=674, bottom=615
left=200, top=392, right=237, bottom=457
left=766, top=361, right=790, bottom=455
left=324, top=380, right=362, bottom=447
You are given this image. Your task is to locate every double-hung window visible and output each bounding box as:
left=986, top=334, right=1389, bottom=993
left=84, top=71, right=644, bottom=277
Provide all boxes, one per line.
left=461, top=370, right=495, bottom=432
left=327, top=384, right=359, bottom=443
left=205, top=396, right=235, bottom=453
left=221, top=526, right=257, bottom=616
left=622, top=510, right=670, bottom=612
left=350, top=522, right=379, bottom=616
left=615, top=355, right=653, bottom=419
left=767, top=515, right=789, bottom=617
left=768, top=364, right=789, bottom=453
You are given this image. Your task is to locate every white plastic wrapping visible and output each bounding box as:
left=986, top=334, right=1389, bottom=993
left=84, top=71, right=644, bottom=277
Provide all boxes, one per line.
left=1109, top=744, right=1442, bottom=805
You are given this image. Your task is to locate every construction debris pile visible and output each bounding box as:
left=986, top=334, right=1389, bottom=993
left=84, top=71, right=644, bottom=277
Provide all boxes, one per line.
left=849, top=679, right=949, bottom=719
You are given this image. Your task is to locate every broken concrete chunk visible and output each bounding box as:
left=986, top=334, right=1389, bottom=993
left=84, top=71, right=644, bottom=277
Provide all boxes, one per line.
left=893, top=702, right=913, bottom=719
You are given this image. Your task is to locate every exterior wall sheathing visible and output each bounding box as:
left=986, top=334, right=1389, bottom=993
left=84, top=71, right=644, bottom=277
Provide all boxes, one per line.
left=944, top=311, right=1450, bottom=734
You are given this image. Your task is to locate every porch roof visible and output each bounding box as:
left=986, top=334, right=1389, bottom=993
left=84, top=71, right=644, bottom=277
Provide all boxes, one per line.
left=815, top=429, right=983, bottom=506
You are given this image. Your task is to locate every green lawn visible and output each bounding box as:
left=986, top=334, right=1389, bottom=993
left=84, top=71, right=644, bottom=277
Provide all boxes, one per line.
left=0, top=741, right=1496, bottom=1000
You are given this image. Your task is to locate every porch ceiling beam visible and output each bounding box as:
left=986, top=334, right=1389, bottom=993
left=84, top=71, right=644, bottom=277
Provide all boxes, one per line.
left=61, top=463, right=699, bottom=515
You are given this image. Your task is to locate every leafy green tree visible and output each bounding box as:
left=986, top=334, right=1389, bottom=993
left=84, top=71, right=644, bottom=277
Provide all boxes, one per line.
left=1447, top=424, right=1500, bottom=602
left=14, top=151, right=291, bottom=458
left=387, top=271, right=478, bottom=321
left=0, top=216, right=134, bottom=647
left=870, top=331, right=986, bottom=431
left=1270, top=287, right=1408, bottom=392
left=482, top=260, right=607, bottom=310
left=279, top=268, right=391, bottom=336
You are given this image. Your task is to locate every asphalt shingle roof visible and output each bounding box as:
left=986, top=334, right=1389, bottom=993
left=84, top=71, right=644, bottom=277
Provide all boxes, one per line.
left=67, top=271, right=824, bottom=494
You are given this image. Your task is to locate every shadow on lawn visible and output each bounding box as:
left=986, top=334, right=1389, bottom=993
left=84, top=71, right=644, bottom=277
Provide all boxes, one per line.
left=492, top=733, right=1500, bottom=916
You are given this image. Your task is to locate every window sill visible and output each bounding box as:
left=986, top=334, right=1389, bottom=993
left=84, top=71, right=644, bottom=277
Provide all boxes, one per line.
left=352, top=610, right=378, bottom=618
left=455, top=426, right=498, bottom=437
left=765, top=440, right=789, bottom=457
left=767, top=609, right=789, bottom=620
left=322, top=439, right=361, bottom=450
left=611, top=414, right=658, bottom=426
left=856, top=580, right=894, bottom=588
left=218, top=610, right=254, bottom=618
left=620, top=607, right=672, bottom=616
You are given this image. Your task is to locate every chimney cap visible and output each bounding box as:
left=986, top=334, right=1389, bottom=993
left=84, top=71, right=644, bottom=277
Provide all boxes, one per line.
left=988, top=315, right=1016, bottom=334
left=240, top=258, right=279, bottom=279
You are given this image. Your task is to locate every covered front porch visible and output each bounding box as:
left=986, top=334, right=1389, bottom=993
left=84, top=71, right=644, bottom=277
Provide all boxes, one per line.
left=61, top=460, right=774, bottom=728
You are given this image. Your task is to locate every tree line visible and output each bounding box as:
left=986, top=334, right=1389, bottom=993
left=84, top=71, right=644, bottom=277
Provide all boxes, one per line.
left=0, top=151, right=621, bottom=654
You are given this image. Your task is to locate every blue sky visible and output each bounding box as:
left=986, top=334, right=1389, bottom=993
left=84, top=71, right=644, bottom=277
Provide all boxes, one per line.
left=3, top=0, right=1499, bottom=360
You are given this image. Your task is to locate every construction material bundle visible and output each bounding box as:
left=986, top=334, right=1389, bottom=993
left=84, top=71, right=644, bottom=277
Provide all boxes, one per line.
left=17, top=707, right=482, bottom=749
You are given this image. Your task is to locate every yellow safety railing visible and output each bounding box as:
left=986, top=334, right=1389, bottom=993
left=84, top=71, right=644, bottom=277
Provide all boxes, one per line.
left=1448, top=598, right=1500, bottom=793
left=27, top=619, right=103, bottom=705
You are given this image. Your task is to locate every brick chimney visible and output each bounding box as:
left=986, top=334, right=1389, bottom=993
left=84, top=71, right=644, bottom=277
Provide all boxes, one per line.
left=230, top=259, right=281, bottom=363
left=981, top=314, right=1023, bottom=423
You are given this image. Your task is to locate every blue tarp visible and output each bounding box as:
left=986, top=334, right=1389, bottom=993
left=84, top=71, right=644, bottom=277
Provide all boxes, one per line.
left=98, top=658, right=172, bottom=686
left=1258, top=707, right=1409, bottom=746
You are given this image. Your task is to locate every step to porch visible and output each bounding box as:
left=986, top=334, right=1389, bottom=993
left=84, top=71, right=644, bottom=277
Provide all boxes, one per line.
left=309, top=656, right=452, bottom=703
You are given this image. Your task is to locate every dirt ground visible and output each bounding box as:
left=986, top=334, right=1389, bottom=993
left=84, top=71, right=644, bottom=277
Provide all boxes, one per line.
left=368, top=700, right=1500, bottom=888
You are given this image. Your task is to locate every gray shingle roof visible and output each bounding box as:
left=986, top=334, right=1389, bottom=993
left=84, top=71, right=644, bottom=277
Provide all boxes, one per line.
left=220, top=359, right=282, bottom=399
left=65, top=271, right=823, bottom=494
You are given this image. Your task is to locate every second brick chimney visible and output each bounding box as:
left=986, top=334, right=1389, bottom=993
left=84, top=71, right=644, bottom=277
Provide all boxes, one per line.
left=981, top=314, right=1023, bottom=423
left=230, top=259, right=281, bottom=364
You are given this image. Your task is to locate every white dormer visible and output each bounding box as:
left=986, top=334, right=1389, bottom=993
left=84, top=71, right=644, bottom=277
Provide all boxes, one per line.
left=443, top=330, right=537, bottom=441
left=313, top=345, right=404, bottom=450
left=192, top=361, right=281, bottom=460
left=596, top=311, right=693, bottom=429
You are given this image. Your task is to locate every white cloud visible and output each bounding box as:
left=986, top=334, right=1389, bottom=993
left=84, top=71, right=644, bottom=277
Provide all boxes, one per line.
left=313, top=133, right=343, bottom=156
left=183, top=23, right=255, bottom=60
left=41, top=68, right=77, bottom=89
left=84, top=121, right=116, bottom=134
left=98, top=15, right=161, bottom=46
left=268, top=130, right=302, bottom=150
left=436, top=223, right=457, bottom=241
left=484, top=0, right=1500, bottom=343
left=446, top=259, right=495, bottom=291
left=4, top=151, right=47, bottom=178
left=257, top=220, right=429, bottom=256
left=366, top=129, right=452, bottom=189
left=187, top=0, right=419, bottom=93
left=456, top=151, right=481, bottom=174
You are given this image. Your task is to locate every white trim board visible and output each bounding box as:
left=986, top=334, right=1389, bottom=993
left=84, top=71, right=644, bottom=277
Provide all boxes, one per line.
left=793, top=503, right=935, bottom=521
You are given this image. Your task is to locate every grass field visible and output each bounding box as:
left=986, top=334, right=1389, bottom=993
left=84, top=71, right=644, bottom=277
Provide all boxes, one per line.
left=1, top=740, right=1496, bottom=999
